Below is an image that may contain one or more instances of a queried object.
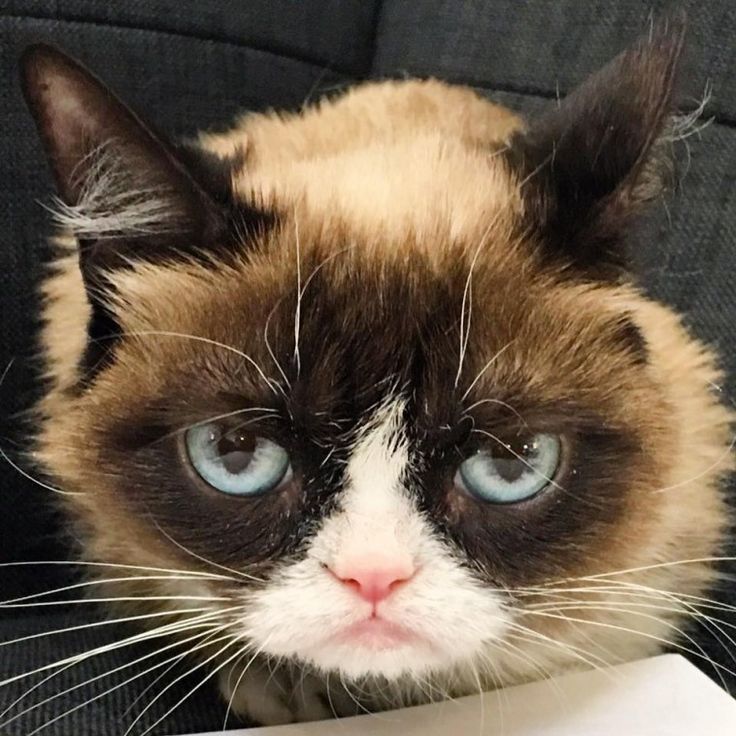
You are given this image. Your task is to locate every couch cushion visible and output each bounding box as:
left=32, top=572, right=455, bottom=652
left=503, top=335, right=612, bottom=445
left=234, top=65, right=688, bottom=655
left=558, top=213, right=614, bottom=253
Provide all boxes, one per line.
left=3, top=0, right=381, bottom=76
left=372, top=0, right=736, bottom=122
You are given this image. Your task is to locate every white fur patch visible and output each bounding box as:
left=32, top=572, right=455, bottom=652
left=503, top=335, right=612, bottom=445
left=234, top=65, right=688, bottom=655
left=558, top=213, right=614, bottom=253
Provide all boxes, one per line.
left=329, top=397, right=414, bottom=576
left=49, top=143, right=183, bottom=239
left=241, top=398, right=510, bottom=681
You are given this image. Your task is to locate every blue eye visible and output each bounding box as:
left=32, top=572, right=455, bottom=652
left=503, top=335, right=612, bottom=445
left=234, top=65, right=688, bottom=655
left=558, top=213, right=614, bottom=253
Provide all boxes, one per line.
left=185, top=423, right=292, bottom=496
left=455, top=433, right=561, bottom=504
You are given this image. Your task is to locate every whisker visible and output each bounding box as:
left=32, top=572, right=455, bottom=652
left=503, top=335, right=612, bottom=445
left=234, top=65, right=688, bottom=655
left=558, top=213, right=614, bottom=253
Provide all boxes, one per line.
left=484, top=637, right=568, bottom=706
left=503, top=619, right=613, bottom=674
left=525, top=599, right=736, bottom=629
left=153, top=519, right=264, bottom=583
left=0, top=559, right=239, bottom=580
left=0, top=596, right=229, bottom=610
left=517, top=582, right=736, bottom=615
left=0, top=661, right=80, bottom=723
left=0, top=626, right=218, bottom=728
left=454, top=258, right=473, bottom=389
left=522, top=591, right=736, bottom=682
left=0, top=607, right=241, bottom=688
left=460, top=342, right=514, bottom=402
left=462, top=397, right=530, bottom=431
left=521, top=608, right=736, bottom=685
left=122, top=650, right=197, bottom=719
left=157, top=407, right=278, bottom=442
left=293, top=217, right=302, bottom=376
left=651, top=432, right=736, bottom=494
left=338, top=670, right=375, bottom=717
left=470, top=652, right=490, bottom=736
left=0, top=606, right=220, bottom=649
left=264, top=297, right=291, bottom=390
left=1, top=575, right=233, bottom=606
left=587, top=579, right=736, bottom=614
left=138, top=640, right=248, bottom=736
left=323, top=671, right=338, bottom=720
left=518, top=150, right=555, bottom=188
left=506, top=625, right=621, bottom=690
left=0, top=357, right=15, bottom=387
left=475, top=651, right=512, bottom=735
left=0, top=447, right=82, bottom=496
left=222, top=637, right=273, bottom=730
left=549, top=557, right=736, bottom=583
left=24, top=627, right=238, bottom=736
left=124, top=633, right=241, bottom=736
left=298, top=246, right=354, bottom=299
left=320, top=445, right=338, bottom=468
left=454, top=213, right=502, bottom=389
left=121, top=330, right=283, bottom=398
left=222, top=651, right=252, bottom=729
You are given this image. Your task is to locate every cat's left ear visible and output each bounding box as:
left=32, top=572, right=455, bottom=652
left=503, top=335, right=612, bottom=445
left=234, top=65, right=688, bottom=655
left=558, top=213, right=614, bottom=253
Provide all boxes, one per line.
left=506, top=15, right=686, bottom=278
left=20, top=44, right=267, bottom=282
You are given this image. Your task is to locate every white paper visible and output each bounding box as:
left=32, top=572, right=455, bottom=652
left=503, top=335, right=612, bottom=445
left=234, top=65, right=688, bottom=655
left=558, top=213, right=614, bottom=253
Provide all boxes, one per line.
left=190, top=654, right=736, bottom=736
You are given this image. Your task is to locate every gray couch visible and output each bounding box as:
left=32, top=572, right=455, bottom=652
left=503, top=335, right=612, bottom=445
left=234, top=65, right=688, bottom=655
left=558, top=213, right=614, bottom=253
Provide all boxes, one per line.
left=1, top=1, right=734, bottom=733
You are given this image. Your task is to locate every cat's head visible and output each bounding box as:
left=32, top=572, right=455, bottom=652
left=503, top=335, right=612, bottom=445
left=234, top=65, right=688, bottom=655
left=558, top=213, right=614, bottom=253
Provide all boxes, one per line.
left=21, top=17, right=731, bottom=683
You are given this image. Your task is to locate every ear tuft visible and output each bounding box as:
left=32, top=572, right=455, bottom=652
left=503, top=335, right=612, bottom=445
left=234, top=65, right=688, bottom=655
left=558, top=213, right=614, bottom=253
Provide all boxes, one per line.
left=46, top=140, right=187, bottom=240
left=20, top=44, right=267, bottom=276
left=21, top=44, right=274, bottom=382
left=21, top=44, right=226, bottom=248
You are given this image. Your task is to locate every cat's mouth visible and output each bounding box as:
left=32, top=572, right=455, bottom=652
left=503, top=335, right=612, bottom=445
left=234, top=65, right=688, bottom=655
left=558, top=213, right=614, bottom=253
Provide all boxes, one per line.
left=333, top=616, right=424, bottom=650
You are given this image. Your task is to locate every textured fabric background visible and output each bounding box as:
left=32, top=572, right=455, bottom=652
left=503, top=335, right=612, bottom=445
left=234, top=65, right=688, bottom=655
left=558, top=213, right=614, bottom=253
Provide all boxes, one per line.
left=0, top=0, right=734, bottom=733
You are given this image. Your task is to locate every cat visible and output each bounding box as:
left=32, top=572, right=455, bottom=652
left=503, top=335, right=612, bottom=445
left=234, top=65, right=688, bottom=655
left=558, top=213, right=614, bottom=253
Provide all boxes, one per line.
left=19, top=14, right=735, bottom=727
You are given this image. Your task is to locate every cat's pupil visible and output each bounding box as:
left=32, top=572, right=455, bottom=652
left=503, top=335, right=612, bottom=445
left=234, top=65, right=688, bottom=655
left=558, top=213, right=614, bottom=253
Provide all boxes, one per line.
left=216, top=430, right=256, bottom=474
left=489, top=436, right=538, bottom=483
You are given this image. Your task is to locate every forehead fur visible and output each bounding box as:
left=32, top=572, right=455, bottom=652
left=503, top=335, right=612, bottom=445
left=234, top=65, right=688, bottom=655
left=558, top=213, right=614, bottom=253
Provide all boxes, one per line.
left=235, top=134, right=520, bottom=249
left=203, top=79, right=524, bottom=256
left=105, top=235, right=644, bottom=413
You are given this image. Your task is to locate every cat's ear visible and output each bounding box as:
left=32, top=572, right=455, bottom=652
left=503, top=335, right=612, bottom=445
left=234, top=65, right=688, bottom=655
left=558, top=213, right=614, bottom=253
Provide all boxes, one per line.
left=20, top=44, right=267, bottom=282
left=506, top=15, right=686, bottom=277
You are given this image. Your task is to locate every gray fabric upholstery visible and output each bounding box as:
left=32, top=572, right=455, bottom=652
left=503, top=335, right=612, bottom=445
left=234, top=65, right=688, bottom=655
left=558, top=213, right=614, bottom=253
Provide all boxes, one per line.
left=0, top=1, right=734, bottom=733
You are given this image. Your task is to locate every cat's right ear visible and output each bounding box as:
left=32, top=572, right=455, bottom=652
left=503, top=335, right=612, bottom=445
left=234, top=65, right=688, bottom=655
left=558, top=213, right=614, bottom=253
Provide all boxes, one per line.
left=20, top=44, right=269, bottom=284
left=505, top=15, right=686, bottom=279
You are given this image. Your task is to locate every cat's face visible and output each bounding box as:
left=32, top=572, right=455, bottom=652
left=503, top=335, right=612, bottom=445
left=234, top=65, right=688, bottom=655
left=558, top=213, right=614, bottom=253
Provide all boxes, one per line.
left=22, top=21, right=731, bottom=685
left=50, top=233, right=668, bottom=678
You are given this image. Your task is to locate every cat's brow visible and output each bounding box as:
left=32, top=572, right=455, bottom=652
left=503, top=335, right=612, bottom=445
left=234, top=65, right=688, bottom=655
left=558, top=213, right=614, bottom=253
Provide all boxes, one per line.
left=155, top=407, right=279, bottom=442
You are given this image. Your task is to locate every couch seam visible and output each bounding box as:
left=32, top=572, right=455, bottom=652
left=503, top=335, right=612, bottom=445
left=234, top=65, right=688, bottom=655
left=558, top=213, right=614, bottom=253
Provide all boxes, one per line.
left=4, top=10, right=735, bottom=130
left=1, top=10, right=358, bottom=77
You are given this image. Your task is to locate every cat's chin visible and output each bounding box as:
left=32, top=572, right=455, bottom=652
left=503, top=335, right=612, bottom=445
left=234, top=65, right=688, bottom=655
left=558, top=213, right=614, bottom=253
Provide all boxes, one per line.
left=334, top=616, right=420, bottom=647
left=294, top=619, right=460, bottom=679
left=303, top=642, right=447, bottom=680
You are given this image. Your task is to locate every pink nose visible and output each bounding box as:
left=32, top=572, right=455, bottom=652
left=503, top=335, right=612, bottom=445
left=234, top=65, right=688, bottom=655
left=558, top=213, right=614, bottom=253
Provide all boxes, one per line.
left=332, top=563, right=415, bottom=604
